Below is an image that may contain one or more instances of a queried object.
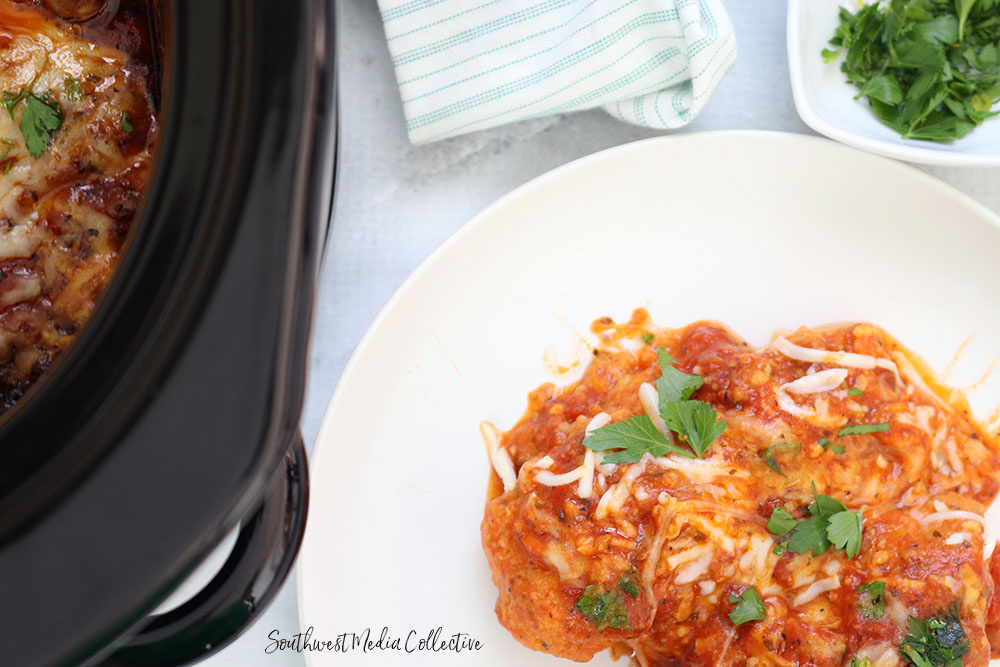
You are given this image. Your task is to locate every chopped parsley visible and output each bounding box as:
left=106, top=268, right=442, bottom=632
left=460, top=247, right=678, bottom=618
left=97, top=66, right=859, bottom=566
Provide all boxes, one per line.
left=766, top=506, right=798, bottom=535
left=728, top=586, right=766, bottom=626
left=584, top=347, right=725, bottom=462
left=618, top=575, right=640, bottom=598
left=848, top=386, right=864, bottom=396
left=641, top=333, right=654, bottom=344
left=655, top=348, right=703, bottom=404
left=819, top=436, right=846, bottom=454
left=3, top=88, right=63, bottom=159
left=900, top=604, right=970, bottom=667
left=3, top=89, right=27, bottom=118
left=583, top=413, right=696, bottom=463
left=824, top=0, right=1000, bottom=142
left=659, top=400, right=727, bottom=458
left=857, top=581, right=886, bottom=620
left=121, top=112, right=133, bottom=133
left=851, top=658, right=872, bottom=667
left=838, top=423, right=891, bottom=437
left=768, top=482, right=865, bottom=558
left=761, top=441, right=801, bottom=476
left=64, top=76, right=82, bottom=103
left=574, top=585, right=630, bottom=632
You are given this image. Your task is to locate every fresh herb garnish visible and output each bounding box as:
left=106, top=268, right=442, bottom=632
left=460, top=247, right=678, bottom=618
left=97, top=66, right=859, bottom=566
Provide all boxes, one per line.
left=851, top=657, right=872, bottom=667
left=857, top=581, right=886, bottom=620
left=583, top=414, right=696, bottom=463
left=659, top=400, right=726, bottom=459
left=728, top=586, right=766, bottom=626
left=618, top=575, right=640, bottom=597
left=575, top=585, right=630, bottom=632
left=3, top=89, right=27, bottom=119
left=655, top=348, right=703, bottom=405
left=900, top=604, right=970, bottom=667
left=64, top=77, right=82, bottom=103
left=824, top=0, right=1000, bottom=142
left=768, top=482, right=865, bottom=558
left=838, top=423, right=891, bottom=437
left=584, top=347, right=725, bottom=462
left=819, top=437, right=845, bottom=454
left=641, top=333, right=654, bottom=344
left=5, top=88, right=64, bottom=159
left=121, top=112, right=133, bottom=133
left=761, top=441, right=802, bottom=476
left=848, top=386, right=864, bottom=396
left=827, top=506, right=865, bottom=558
left=766, top=507, right=798, bottom=535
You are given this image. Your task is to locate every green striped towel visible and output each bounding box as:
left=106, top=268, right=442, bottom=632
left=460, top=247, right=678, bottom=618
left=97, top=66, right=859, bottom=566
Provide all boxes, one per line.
left=378, top=0, right=737, bottom=144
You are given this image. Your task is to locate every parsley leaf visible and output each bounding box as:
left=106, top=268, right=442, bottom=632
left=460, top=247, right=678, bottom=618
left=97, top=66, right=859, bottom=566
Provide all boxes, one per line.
left=766, top=507, right=798, bottom=535
left=121, top=112, right=133, bottom=133
left=828, top=506, right=865, bottom=558
left=3, top=89, right=26, bottom=119
left=760, top=441, right=801, bottom=477
left=659, top=400, right=726, bottom=459
left=584, top=348, right=724, bottom=463
left=779, top=482, right=866, bottom=559
left=900, top=604, right=970, bottom=667
left=857, top=581, right=886, bottom=620
left=851, top=657, right=872, bottom=667
left=825, top=0, right=1000, bottom=142
left=728, top=587, right=766, bottom=626
left=618, top=575, right=640, bottom=598
left=575, top=585, right=630, bottom=632
left=64, top=76, right=82, bottom=103
left=19, top=93, right=63, bottom=158
left=583, top=414, right=695, bottom=464
left=818, top=437, right=845, bottom=454
left=641, top=333, right=654, bottom=344
left=655, top=348, right=702, bottom=405
left=848, top=386, right=864, bottom=396
left=838, top=423, right=891, bottom=437
left=787, top=516, right=833, bottom=557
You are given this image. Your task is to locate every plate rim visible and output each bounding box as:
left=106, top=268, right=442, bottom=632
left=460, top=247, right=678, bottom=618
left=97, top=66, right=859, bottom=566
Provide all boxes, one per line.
left=786, top=0, right=1000, bottom=168
left=297, top=130, right=1000, bottom=663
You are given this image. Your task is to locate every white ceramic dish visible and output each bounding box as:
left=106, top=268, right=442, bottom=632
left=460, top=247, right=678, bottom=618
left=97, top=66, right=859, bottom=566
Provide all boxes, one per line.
left=298, top=131, right=1000, bottom=666
left=787, top=0, right=1000, bottom=167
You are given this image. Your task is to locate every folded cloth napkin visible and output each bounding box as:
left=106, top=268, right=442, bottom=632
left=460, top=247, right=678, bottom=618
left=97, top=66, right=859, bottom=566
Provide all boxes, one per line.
left=377, top=0, right=738, bottom=144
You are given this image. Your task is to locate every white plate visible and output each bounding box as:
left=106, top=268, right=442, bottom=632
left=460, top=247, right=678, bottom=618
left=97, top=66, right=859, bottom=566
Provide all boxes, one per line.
left=298, top=132, right=1000, bottom=666
left=787, top=0, right=1000, bottom=167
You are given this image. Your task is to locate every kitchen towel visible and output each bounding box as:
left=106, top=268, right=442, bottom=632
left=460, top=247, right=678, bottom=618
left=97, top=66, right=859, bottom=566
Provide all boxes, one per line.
left=377, top=0, right=738, bottom=144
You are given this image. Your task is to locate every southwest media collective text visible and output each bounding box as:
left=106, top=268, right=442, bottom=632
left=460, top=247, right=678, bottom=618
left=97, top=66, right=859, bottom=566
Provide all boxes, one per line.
left=265, top=626, right=483, bottom=655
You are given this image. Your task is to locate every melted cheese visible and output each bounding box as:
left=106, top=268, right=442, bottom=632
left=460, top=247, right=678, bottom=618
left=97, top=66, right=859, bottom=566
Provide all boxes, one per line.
left=773, top=336, right=901, bottom=383
left=781, top=368, right=849, bottom=394
left=480, top=421, right=516, bottom=492
left=638, top=382, right=670, bottom=437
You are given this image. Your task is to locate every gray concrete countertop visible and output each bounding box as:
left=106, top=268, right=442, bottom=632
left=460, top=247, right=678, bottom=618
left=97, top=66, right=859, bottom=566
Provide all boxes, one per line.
left=200, top=0, right=1000, bottom=665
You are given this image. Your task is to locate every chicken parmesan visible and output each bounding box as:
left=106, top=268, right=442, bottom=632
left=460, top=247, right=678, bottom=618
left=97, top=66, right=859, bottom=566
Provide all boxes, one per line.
left=0, top=0, right=157, bottom=409
left=481, top=309, right=1000, bottom=666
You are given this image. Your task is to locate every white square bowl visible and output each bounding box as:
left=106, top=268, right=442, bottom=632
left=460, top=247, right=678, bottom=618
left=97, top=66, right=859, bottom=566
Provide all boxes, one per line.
left=787, top=0, right=1000, bottom=167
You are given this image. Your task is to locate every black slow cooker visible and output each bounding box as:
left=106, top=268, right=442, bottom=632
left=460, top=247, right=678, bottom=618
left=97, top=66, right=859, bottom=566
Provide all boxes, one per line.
left=0, top=0, right=336, bottom=664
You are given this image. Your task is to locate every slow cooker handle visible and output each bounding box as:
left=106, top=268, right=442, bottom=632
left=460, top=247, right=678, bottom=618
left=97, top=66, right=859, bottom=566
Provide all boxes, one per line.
left=99, top=434, right=309, bottom=667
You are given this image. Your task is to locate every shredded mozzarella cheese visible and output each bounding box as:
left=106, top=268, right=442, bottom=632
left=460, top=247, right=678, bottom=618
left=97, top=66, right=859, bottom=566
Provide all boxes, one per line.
left=793, top=576, right=840, bottom=607
left=480, top=421, right=516, bottom=492
left=638, top=382, right=670, bottom=437
left=533, top=413, right=610, bottom=497
left=773, top=336, right=901, bottom=383
left=781, top=368, right=849, bottom=394
left=674, top=553, right=713, bottom=584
